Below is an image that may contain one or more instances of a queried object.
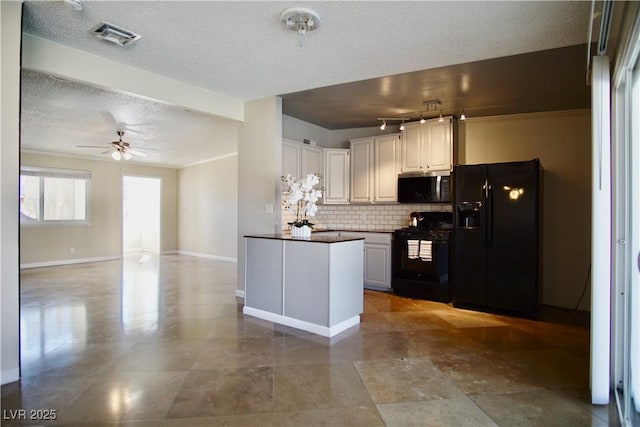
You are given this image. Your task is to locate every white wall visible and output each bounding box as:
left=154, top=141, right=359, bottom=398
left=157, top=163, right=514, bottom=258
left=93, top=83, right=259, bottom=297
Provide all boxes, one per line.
left=460, top=110, right=592, bottom=309
left=237, top=97, right=282, bottom=294
left=178, top=154, right=238, bottom=261
left=20, top=153, right=178, bottom=266
left=1, top=0, right=22, bottom=385
left=283, top=114, right=400, bottom=149
left=283, top=115, right=331, bottom=147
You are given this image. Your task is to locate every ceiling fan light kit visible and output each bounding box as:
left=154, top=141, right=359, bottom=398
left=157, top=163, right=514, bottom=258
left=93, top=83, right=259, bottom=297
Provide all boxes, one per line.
left=76, top=130, right=155, bottom=161
left=280, top=7, right=320, bottom=47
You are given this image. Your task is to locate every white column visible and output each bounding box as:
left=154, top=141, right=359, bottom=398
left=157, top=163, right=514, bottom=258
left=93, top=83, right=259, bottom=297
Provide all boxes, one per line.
left=591, top=55, right=612, bottom=405
left=1, top=0, right=23, bottom=385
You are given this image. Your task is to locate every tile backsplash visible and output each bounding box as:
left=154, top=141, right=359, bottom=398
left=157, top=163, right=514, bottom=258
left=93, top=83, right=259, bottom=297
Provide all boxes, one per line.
left=282, top=203, right=452, bottom=232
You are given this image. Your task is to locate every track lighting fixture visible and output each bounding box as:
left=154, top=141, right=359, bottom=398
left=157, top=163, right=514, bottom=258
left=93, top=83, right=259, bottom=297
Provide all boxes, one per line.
left=420, top=114, right=426, bottom=124
left=378, top=117, right=407, bottom=129
left=438, top=112, right=444, bottom=123
left=399, top=120, right=405, bottom=131
left=460, top=109, right=466, bottom=120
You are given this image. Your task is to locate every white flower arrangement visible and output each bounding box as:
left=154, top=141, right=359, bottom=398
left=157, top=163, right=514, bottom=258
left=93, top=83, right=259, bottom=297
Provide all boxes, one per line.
left=281, top=173, right=322, bottom=228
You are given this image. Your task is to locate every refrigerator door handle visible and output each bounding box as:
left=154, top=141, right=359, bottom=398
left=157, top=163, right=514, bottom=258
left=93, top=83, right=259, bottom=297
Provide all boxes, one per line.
left=482, top=181, right=489, bottom=245
left=486, top=184, right=493, bottom=247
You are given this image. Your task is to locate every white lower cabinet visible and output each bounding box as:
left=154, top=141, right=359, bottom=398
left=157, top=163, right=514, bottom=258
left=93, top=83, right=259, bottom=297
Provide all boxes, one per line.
left=324, top=231, right=392, bottom=290
left=364, top=244, right=391, bottom=288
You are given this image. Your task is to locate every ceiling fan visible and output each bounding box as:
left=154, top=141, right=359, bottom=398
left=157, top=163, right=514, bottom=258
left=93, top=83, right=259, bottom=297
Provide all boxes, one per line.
left=76, top=131, right=157, bottom=161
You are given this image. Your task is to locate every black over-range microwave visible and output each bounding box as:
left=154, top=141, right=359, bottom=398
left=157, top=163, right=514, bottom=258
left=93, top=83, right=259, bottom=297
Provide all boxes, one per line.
left=397, top=173, right=450, bottom=203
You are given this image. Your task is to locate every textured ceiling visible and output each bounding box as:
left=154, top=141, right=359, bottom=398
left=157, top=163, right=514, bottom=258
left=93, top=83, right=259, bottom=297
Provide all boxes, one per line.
left=20, top=1, right=596, bottom=165
left=21, top=71, right=239, bottom=167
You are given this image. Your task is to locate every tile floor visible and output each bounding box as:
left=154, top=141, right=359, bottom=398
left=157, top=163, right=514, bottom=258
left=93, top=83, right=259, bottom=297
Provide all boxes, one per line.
left=1, top=254, right=619, bottom=426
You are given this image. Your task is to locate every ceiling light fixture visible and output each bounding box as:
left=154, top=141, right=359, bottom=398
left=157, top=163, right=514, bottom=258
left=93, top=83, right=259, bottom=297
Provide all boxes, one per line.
left=423, top=100, right=441, bottom=112
left=460, top=109, right=467, bottom=120
left=111, top=150, right=122, bottom=161
left=91, top=21, right=142, bottom=47
left=280, top=7, right=321, bottom=47
left=438, top=112, right=444, bottom=122
left=420, top=114, right=426, bottom=124
left=378, top=117, right=407, bottom=130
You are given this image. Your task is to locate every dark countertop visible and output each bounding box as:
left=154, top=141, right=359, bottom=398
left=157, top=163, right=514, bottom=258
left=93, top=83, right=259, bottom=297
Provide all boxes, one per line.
left=245, top=233, right=365, bottom=243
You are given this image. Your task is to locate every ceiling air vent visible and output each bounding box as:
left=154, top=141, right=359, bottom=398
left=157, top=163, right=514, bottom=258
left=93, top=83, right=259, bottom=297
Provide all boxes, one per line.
left=90, top=22, right=141, bottom=47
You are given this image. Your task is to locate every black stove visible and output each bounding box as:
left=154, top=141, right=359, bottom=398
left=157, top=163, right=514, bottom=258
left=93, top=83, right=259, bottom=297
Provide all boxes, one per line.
left=394, top=226, right=452, bottom=243
left=392, top=211, right=453, bottom=302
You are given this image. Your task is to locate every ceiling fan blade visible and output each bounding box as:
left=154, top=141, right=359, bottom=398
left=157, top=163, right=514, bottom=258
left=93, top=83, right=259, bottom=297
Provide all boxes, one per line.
left=127, top=149, right=149, bottom=157
left=76, top=145, right=111, bottom=148
left=100, top=149, right=115, bottom=155
left=130, top=147, right=158, bottom=152
left=100, top=111, right=121, bottom=129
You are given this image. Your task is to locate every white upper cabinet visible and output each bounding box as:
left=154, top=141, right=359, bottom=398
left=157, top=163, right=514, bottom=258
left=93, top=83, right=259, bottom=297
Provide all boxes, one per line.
left=282, top=139, right=301, bottom=179
left=424, top=117, right=453, bottom=172
left=350, top=133, right=400, bottom=203
left=323, top=149, right=350, bottom=204
left=374, top=133, right=401, bottom=202
left=401, top=121, right=423, bottom=173
left=301, top=144, right=323, bottom=177
left=400, top=117, right=453, bottom=173
left=350, top=137, right=374, bottom=203
left=282, top=138, right=323, bottom=180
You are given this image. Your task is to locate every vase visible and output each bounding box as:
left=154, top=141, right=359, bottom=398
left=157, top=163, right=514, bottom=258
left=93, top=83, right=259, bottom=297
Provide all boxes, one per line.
left=290, top=224, right=312, bottom=239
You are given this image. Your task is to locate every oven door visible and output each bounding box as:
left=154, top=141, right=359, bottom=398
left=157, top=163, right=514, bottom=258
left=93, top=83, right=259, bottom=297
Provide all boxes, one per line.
left=392, top=234, right=449, bottom=283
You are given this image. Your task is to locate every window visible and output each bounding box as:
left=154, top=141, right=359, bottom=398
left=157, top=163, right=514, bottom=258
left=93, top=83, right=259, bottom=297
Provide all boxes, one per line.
left=20, top=167, right=91, bottom=225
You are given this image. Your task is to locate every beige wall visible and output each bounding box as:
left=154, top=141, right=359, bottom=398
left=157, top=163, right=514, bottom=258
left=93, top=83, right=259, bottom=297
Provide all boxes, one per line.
left=460, top=110, right=592, bottom=309
left=20, top=153, right=178, bottom=265
left=237, top=97, right=282, bottom=293
left=178, top=154, right=238, bottom=260
left=1, top=0, right=22, bottom=384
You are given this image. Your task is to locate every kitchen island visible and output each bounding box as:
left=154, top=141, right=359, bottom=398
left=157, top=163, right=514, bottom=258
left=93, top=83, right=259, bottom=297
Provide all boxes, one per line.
left=243, top=234, right=364, bottom=337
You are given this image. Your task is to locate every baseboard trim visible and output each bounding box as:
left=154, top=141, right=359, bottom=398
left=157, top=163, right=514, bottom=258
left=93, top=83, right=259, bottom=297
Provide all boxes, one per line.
left=235, top=290, right=245, bottom=299
left=177, top=250, right=237, bottom=263
left=162, top=250, right=178, bottom=255
left=242, top=306, right=359, bottom=337
left=1, top=368, right=20, bottom=385
left=20, top=256, right=120, bottom=269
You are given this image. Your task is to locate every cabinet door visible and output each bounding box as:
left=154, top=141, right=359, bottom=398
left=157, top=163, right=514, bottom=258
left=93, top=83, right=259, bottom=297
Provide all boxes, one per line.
left=323, top=149, right=350, bottom=204
left=401, top=122, right=423, bottom=173
left=350, top=138, right=374, bottom=203
left=364, top=244, right=391, bottom=289
left=374, top=133, right=400, bottom=202
left=282, top=139, right=301, bottom=179
left=424, top=118, right=452, bottom=171
left=301, top=145, right=323, bottom=177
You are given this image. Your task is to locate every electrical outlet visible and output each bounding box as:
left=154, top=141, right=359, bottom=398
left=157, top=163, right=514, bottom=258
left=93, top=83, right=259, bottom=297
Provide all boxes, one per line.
left=69, top=247, right=76, bottom=254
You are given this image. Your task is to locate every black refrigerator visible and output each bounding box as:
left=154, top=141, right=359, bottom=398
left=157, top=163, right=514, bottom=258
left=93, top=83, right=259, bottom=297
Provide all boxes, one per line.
left=452, top=159, right=540, bottom=317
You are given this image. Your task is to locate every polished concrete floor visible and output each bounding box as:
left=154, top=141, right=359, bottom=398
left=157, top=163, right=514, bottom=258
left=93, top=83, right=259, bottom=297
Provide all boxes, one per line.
left=2, top=254, right=619, bottom=426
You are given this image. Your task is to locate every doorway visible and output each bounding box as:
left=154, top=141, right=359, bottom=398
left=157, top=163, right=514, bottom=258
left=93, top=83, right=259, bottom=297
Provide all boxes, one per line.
left=122, top=176, right=161, bottom=255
